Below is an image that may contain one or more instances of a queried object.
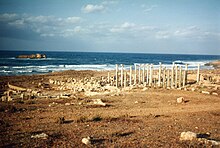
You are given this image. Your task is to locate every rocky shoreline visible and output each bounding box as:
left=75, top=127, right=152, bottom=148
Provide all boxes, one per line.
left=205, top=60, right=220, bottom=69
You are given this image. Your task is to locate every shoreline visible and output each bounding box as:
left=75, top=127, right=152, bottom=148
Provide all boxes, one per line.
left=205, top=60, right=220, bottom=69
left=0, top=61, right=220, bottom=147
left=1, top=65, right=219, bottom=93
left=0, top=59, right=219, bottom=77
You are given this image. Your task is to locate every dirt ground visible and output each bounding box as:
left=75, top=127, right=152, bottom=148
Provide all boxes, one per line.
left=0, top=69, right=220, bottom=147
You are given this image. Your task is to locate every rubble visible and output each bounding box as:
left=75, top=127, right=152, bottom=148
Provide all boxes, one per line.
left=201, top=91, right=210, bottom=95
left=31, top=133, right=48, bottom=139
left=48, top=102, right=58, bottom=107
left=142, top=87, right=148, bottom=91
left=82, top=137, right=91, bottom=145
left=180, top=131, right=197, bottom=141
left=1, top=70, right=218, bottom=105
left=8, top=83, right=26, bottom=92
left=56, top=117, right=65, bottom=124
left=93, top=99, right=106, bottom=106
left=177, top=97, right=185, bottom=103
left=191, top=88, right=196, bottom=92
left=212, top=92, right=218, bottom=96
left=180, top=131, right=220, bottom=146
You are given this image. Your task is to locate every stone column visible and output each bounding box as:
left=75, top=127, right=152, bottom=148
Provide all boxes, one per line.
left=108, top=72, right=110, bottom=83
left=146, top=64, right=149, bottom=85
left=183, top=70, right=186, bottom=88
left=149, top=64, right=153, bottom=86
left=142, top=64, right=145, bottom=84
left=175, top=65, right=178, bottom=88
left=171, top=62, right=175, bottom=88
left=134, top=64, right=137, bottom=86
left=184, top=64, right=188, bottom=85
left=115, top=64, right=118, bottom=88
left=130, top=65, right=132, bottom=86
left=197, top=64, right=200, bottom=83
left=179, top=66, right=182, bottom=88
left=121, top=64, right=124, bottom=87
left=167, top=69, right=170, bottom=88
left=163, top=67, right=166, bottom=88
left=139, top=64, right=141, bottom=84
left=158, top=62, right=162, bottom=87
left=124, top=72, right=126, bottom=88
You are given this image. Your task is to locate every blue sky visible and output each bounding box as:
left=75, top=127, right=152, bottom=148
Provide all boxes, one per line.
left=0, top=0, right=219, bottom=55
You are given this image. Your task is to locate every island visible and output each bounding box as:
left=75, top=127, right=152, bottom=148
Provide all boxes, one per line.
left=16, top=53, right=46, bottom=59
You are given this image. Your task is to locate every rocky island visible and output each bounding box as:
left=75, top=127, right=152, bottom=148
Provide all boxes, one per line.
left=16, top=53, right=46, bottom=59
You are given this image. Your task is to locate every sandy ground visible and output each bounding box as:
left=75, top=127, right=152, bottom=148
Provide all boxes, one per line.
left=0, top=67, right=220, bottom=147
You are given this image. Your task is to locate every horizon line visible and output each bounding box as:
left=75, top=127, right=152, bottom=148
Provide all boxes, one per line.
left=0, top=49, right=220, bottom=56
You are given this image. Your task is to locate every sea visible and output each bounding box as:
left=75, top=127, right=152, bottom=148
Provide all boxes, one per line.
left=0, top=50, right=220, bottom=76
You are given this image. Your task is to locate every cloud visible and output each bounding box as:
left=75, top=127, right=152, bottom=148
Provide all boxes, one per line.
left=65, top=17, right=82, bottom=24
left=82, top=4, right=105, bottom=13
left=73, top=26, right=83, bottom=33
left=58, top=26, right=87, bottom=38
left=155, top=26, right=203, bottom=40
left=8, top=19, right=24, bottom=28
left=121, top=22, right=135, bottom=28
left=110, top=22, right=135, bottom=33
left=110, top=22, right=156, bottom=34
left=0, top=13, right=83, bottom=38
left=24, top=15, right=81, bottom=26
left=174, top=26, right=200, bottom=37
left=102, top=0, right=118, bottom=5
left=40, top=33, right=55, bottom=37
left=155, top=26, right=220, bottom=41
left=26, top=15, right=54, bottom=24
left=0, top=13, right=18, bottom=21
left=155, top=31, right=170, bottom=39
left=1, top=13, right=219, bottom=45
left=141, top=4, right=158, bottom=14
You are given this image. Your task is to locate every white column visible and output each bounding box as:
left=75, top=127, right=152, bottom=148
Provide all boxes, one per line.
left=124, top=72, right=126, bottom=88
left=115, top=64, right=118, bottom=88
left=167, top=70, right=170, bottom=88
left=149, top=64, right=153, bottom=86
left=171, top=62, right=175, bottom=88
left=108, top=72, right=110, bottom=83
left=197, top=64, right=200, bottom=83
left=129, top=65, right=132, bottom=86
left=121, top=64, right=124, bottom=87
left=162, top=67, right=166, bottom=88
left=179, top=66, right=182, bottom=88
left=184, top=64, right=188, bottom=85
left=158, top=62, right=162, bottom=87
left=175, top=65, right=178, bottom=88
left=146, top=64, right=149, bottom=85
left=183, top=64, right=188, bottom=87
left=142, top=64, right=145, bottom=84
left=138, top=64, right=141, bottom=84
left=134, top=64, right=137, bottom=86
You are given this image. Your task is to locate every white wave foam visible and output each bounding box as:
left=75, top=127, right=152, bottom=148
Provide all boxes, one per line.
left=174, top=60, right=212, bottom=66
left=0, top=70, right=13, bottom=73
left=0, top=66, right=9, bottom=68
left=0, top=60, right=215, bottom=76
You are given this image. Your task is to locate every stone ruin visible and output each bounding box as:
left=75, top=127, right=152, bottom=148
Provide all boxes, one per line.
left=0, top=66, right=219, bottom=102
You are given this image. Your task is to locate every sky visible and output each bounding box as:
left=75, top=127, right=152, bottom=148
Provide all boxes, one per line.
left=0, top=0, right=219, bottom=55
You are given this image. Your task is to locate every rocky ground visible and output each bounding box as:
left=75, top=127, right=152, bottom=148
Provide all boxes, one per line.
left=0, top=68, right=219, bottom=147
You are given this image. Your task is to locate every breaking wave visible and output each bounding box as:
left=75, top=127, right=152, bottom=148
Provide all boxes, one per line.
left=0, top=60, right=214, bottom=76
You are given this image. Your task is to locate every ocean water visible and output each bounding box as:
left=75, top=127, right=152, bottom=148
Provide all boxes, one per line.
left=0, top=50, right=220, bottom=76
